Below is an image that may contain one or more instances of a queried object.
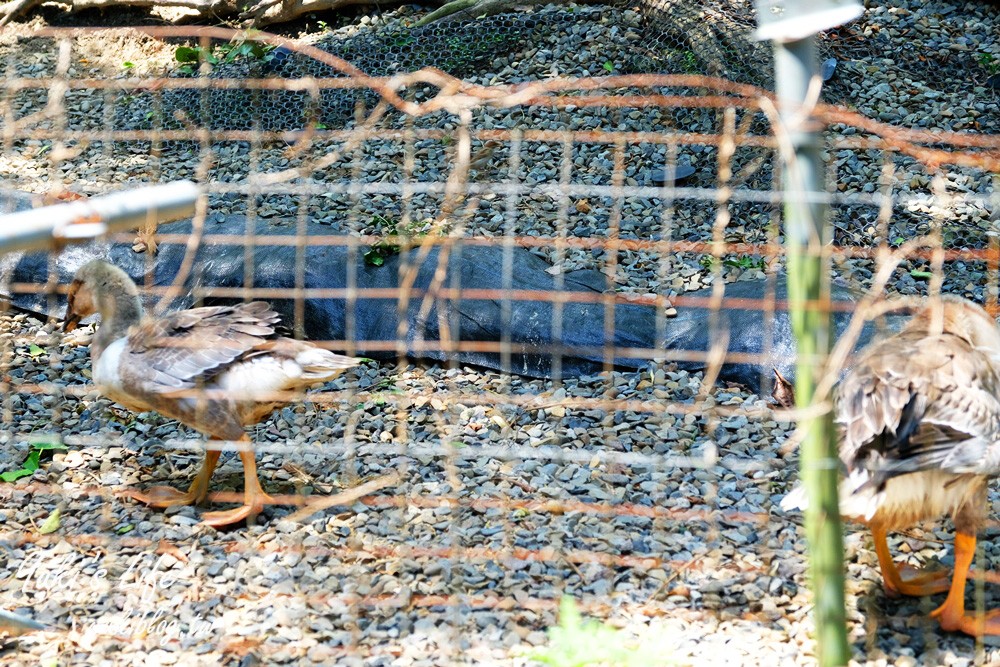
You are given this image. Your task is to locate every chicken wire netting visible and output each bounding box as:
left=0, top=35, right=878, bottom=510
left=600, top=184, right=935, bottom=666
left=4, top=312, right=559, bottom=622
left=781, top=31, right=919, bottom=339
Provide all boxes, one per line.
left=0, top=0, right=998, bottom=665
left=83, top=0, right=995, bottom=260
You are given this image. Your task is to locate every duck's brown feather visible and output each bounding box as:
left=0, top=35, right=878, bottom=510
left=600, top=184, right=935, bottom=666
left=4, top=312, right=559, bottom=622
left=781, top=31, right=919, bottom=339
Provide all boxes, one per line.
left=839, top=327, right=1000, bottom=491
left=782, top=297, right=1000, bottom=531
left=125, top=302, right=282, bottom=392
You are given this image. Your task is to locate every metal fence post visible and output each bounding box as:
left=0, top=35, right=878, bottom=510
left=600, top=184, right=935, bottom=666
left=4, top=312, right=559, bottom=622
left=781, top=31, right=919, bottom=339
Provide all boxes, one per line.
left=0, top=181, right=200, bottom=254
left=755, top=2, right=863, bottom=666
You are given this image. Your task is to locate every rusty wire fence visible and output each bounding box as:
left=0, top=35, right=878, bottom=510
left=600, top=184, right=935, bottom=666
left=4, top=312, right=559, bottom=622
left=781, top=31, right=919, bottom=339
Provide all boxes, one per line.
left=0, top=7, right=997, bottom=666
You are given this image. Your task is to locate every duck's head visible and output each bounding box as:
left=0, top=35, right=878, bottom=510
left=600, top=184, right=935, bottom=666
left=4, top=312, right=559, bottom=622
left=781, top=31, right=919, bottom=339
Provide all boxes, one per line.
left=64, top=260, right=141, bottom=332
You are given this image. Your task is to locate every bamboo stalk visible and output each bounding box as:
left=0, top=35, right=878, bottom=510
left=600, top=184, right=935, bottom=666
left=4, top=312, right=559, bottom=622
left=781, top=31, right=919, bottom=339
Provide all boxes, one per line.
left=774, top=35, right=850, bottom=667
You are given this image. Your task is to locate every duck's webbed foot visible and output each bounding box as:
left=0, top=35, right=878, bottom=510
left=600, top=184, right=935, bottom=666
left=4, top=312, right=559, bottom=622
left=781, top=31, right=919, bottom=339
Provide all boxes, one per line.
left=121, top=450, right=220, bottom=509
left=199, top=445, right=275, bottom=527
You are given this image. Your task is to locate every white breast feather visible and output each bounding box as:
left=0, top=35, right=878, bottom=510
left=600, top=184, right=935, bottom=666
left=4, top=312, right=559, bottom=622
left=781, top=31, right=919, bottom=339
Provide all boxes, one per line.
left=92, top=337, right=129, bottom=402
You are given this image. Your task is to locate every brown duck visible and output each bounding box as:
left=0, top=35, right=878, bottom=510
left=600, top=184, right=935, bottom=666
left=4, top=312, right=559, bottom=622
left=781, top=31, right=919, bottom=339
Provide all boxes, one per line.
left=64, top=260, right=360, bottom=527
left=782, top=296, right=1000, bottom=636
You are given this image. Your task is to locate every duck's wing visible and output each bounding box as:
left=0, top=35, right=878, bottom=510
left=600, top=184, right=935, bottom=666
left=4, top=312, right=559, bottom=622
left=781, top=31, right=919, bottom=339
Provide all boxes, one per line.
left=123, top=302, right=280, bottom=392
left=840, top=330, right=1000, bottom=489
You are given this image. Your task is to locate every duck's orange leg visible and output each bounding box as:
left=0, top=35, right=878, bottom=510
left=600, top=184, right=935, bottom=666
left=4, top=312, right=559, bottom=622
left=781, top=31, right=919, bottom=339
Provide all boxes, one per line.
left=200, top=437, right=275, bottom=528
left=872, top=525, right=951, bottom=597
left=931, top=532, right=1000, bottom=636
left=122, top=447, right=221, bottom=508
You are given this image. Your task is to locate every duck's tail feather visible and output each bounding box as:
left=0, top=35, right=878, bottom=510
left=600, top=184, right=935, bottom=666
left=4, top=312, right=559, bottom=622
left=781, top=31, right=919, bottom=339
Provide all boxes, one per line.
left=295, top=347, right=362, bottom=381
left=780, top=468, right=882, bottom=522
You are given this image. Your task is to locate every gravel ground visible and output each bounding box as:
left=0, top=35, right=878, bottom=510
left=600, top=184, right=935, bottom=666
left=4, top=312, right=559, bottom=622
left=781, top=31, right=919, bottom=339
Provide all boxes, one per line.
left=0, top=1, right=998, bottom=665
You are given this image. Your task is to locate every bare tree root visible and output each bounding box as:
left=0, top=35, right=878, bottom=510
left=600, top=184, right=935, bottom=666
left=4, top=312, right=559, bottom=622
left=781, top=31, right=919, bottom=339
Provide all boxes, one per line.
left=0, top=0, right=366, bottom=27
left=0, top=0, right=45, bottom=27
left=0, top=0, right=600, bottom=31
left=239, top=0, right=371, bottom=27
left=0, top=0, right=238, bottom=25
left=415, top=0, right=597, bottom=26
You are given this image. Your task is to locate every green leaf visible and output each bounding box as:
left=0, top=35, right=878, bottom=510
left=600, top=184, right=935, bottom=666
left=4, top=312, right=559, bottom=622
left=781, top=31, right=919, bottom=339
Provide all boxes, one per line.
left=602, top=61, right=614, bottom=73
left=30, top=441, right=67, bottom=452
left=28, top=343, right=45, bottom=357
left=0, top=466, right=34, bottom=482
left=116, top=524, right=134, bottom=534
left=364, top=250, right=385, bottom=267
left=174, top=46, right=200, bottom=63
left=1, top=442, right=66, bottom=482
left=38, top=507, right=61, bottom=534
left=122, top=61, right=135, bottom=69
left=226, top=43, right=251, bottom=62
left=910, top=270, right=933, bottom=279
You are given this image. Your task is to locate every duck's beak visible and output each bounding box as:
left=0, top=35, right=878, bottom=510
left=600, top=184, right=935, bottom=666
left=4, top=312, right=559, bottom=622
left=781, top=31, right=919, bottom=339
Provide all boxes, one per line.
left=0, top=608, right=46, bottom=636
left=63, top=312, right=81, bottom=332
left=771, top=368, right=795, bottom=409
left=63, top=281, right=81, bottom=333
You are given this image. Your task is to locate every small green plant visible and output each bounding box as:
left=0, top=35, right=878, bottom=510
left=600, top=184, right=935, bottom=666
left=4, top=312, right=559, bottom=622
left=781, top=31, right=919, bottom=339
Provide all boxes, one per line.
left=602, top=61, right=615, bottom=73
left=723, top=255, right=766, bottom=271
left=1, top=441, right=68, bottom=482
left=374, top=376, right=399, bottom=392
left=174, top=45, right=204, bottom=74
left=391, top=34, right=416, bottom=48
left=222, top=40, right=274, bottom=63
left=681, top=50, right=699, bottom=74
left=977, top=52, right=999, bottom=75
left=529, top=597, right=673, bottom=667
left=363, top=216, right=430, bottom=267
left=363, top=235, right=396, bottom=267
left=122, top=61, right=135, bottom=70
left=700, top=255, right=766, bottom=271
left=174, top=38, right=275, bottom=75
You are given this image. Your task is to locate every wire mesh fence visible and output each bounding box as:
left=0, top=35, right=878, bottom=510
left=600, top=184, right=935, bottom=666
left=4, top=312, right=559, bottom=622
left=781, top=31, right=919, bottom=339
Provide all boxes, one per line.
left=0, top=1, right=998, bottom=665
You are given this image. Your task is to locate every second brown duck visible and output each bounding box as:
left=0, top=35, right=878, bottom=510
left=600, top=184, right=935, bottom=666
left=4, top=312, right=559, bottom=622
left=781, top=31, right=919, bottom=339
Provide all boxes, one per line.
left=782, top=295, right=1000, bottom=636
